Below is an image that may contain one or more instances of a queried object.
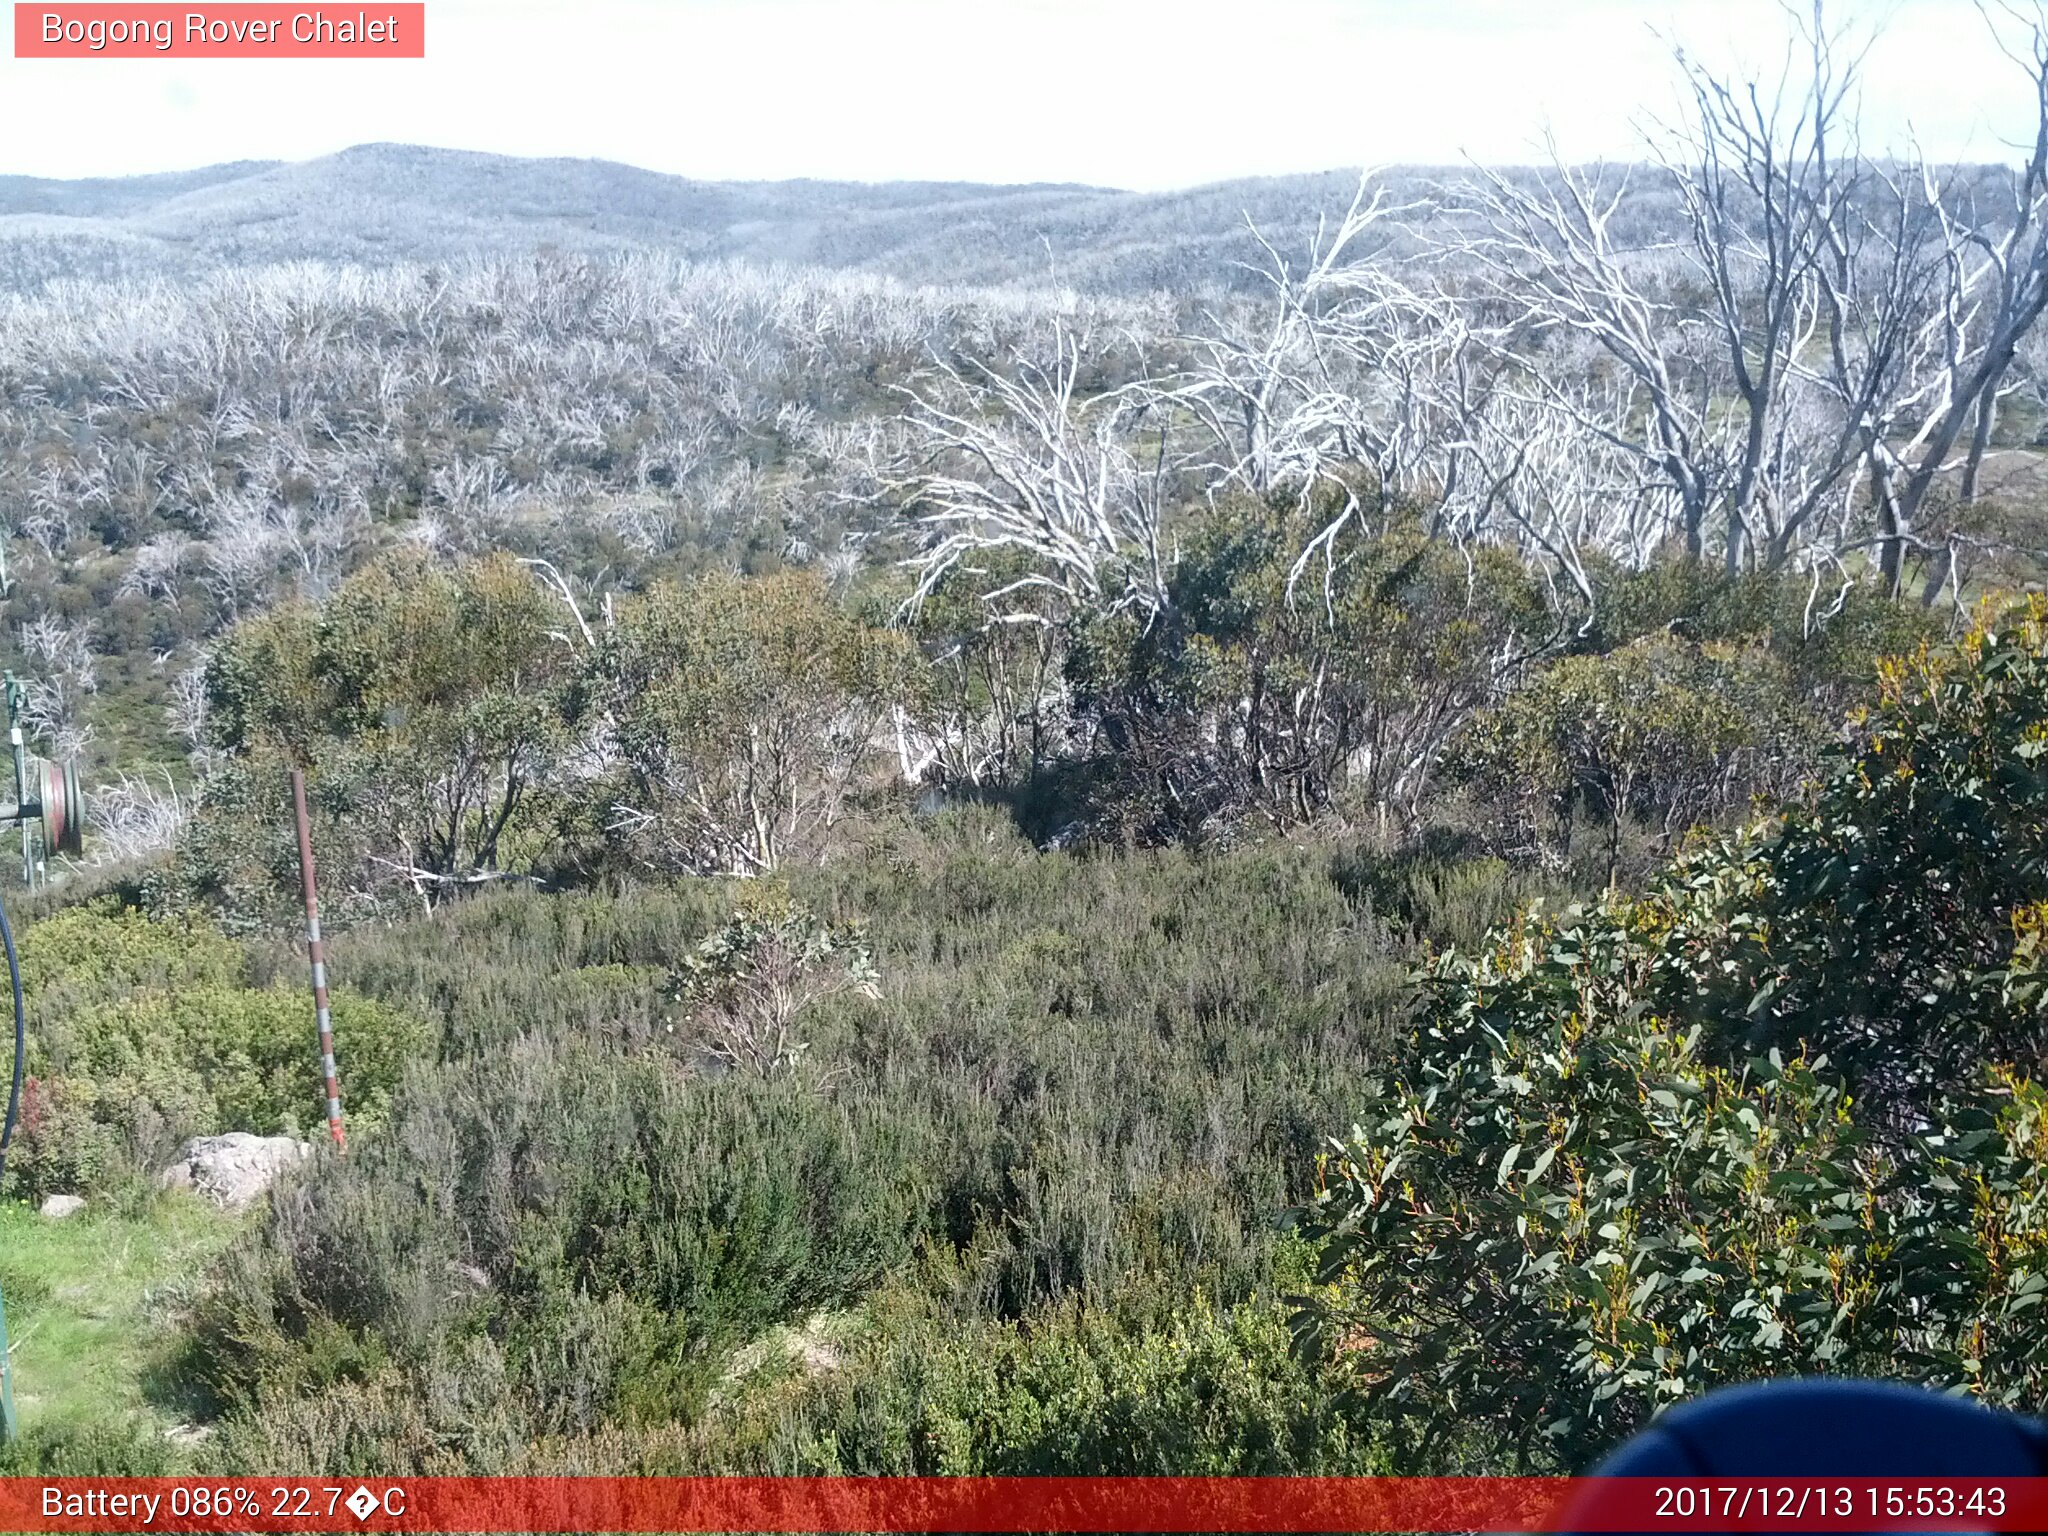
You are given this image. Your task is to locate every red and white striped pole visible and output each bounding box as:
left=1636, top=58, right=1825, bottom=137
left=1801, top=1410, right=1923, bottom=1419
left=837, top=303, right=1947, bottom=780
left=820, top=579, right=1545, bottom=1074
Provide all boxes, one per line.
left=290, top=768, right=345, bottom=1151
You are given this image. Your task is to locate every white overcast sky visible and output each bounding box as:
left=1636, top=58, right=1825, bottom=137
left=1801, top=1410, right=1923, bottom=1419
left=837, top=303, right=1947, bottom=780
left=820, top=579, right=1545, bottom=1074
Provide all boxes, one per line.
left=0, top=0, right=2033, bottom=189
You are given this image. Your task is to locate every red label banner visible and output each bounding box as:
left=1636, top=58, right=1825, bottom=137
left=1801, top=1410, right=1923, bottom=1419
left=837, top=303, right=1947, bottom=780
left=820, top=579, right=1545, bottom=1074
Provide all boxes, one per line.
left=13, top=5, right=424, bottom=57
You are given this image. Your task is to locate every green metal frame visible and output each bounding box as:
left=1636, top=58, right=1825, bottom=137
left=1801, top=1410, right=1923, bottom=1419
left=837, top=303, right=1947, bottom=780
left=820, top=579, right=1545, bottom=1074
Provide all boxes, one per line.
left=0, top=674, right=81, bottom=891
left=4, top=675, right=27, bottom=890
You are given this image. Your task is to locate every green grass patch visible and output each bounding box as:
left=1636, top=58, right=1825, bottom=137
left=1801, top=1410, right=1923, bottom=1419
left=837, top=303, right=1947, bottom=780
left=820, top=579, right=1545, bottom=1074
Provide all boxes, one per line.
left=0, top=1193, right=246, bottom=1436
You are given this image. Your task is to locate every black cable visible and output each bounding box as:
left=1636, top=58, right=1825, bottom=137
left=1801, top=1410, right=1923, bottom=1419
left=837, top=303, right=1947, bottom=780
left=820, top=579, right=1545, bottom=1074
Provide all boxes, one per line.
left=0, top=887, right=21, bottom=1182
left=0, top=884, right=21, bottom=1443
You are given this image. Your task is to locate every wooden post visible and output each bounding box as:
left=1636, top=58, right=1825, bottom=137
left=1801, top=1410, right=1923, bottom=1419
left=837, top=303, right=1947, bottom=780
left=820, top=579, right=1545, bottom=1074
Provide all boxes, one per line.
left=291, top=769, right=345, bottom=1150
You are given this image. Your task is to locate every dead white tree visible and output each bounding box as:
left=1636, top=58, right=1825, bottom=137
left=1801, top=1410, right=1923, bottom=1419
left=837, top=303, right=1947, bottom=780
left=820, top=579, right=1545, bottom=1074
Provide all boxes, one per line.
left=1846, top=1, right=2048, bottom=594
left=890, top=319, right=1172, bottom=624
left=15, top=613, right=97, bottom=762
left=166, top=652, right=214, bottom=772
left=1161, top=175, right=1472, bottom=586
left=1437, top=382, right=1675, bottom=623
left=1170, top=177, right=1410, bottom=496
left=194, top=492, right=284, bottom=620
left=517, top=556, right=602, bottom=650
left=1453, top=0, right=2048, bottom=597
left=118, top=531, right=195, bottom=604
left=1454, top=153, right=1732, bottom=565
left=84, top=770, right=189, bottom=865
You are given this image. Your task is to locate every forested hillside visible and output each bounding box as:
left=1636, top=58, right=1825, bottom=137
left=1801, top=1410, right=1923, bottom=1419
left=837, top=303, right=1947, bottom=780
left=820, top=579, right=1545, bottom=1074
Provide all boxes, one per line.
left=0, top=146, right=1402, bottom=293
left=3, top=1, right=2048, bottom=1481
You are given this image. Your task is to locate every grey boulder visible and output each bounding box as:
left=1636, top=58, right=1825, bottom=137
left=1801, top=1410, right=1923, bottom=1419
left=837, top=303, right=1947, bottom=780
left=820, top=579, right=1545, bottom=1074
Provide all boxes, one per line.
left=159, top=1132, right=313, bottom=1210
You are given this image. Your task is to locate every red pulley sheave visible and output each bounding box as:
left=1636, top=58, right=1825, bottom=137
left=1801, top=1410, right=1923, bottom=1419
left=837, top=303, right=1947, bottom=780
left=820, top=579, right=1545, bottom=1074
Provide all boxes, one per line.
left=35, top=757, right=83, bottom=857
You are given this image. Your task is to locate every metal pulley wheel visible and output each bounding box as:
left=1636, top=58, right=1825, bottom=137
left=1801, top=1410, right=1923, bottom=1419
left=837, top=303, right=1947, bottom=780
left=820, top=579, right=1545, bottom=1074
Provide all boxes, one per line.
left=33, top=757, right=82, bottom=857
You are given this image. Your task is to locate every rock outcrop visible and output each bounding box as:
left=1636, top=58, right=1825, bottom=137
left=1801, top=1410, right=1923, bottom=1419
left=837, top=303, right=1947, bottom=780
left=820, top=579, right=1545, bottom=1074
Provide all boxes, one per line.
left=159, top=1132, right=312, bottom=1210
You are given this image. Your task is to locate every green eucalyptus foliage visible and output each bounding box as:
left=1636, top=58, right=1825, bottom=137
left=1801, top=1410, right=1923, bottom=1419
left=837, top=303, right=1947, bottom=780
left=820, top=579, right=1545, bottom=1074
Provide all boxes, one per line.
left=1451, top=633, right=1819, bottom=881
left=1296, top=598, right=2048, bottom=1470
left=669, top=887, right=881, bottom=1078
left=148, top=538, right=1921, bottom=922
left=167, top=553, right=579, bottom=923
left=589, top=570, right=921, bottom=874
left=1697, top=600, right=2048, bottom=1097
left=1579, top=558, right=1939, bottom=698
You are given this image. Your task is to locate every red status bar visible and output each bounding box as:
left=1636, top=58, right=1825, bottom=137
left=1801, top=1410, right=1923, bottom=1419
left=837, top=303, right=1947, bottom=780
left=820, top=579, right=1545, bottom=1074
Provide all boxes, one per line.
left=10, top=1476, right=2048, bottom=1533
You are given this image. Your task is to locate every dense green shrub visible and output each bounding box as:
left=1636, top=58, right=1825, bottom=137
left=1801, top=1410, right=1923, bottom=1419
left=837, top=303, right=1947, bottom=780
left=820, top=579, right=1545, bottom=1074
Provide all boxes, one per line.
left=171, top=819, right=1432, bottom=1463
left=185, top=1033, right=934, bottom=1425
left=1065, top=508, right=1551, bottom=838
left=692, top=1268, right=1388, bottom=1475
left=6, top=907, right=431, bottom=1200
left=1413, top=561, right=1936, bottom=886
left=158, top=554, right=581, bottom=925
left=0, top=1419, right=183, bottom=1476
left=1697, top=600, right=2048, bottom=1097
left=192, top=1349, right=534, bottom=1477
left=1295, top=598, right=2048, bottom=1470
left=1580, top=558, right=1939, bottom=693
left=1451, top=633, right=1820, bottom=882
left=145, top=548, right=1931, bottom=926
left=1299, top=911, right=2048, bottom=1470
left=198, top=1271, right=1390, bottom=1479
